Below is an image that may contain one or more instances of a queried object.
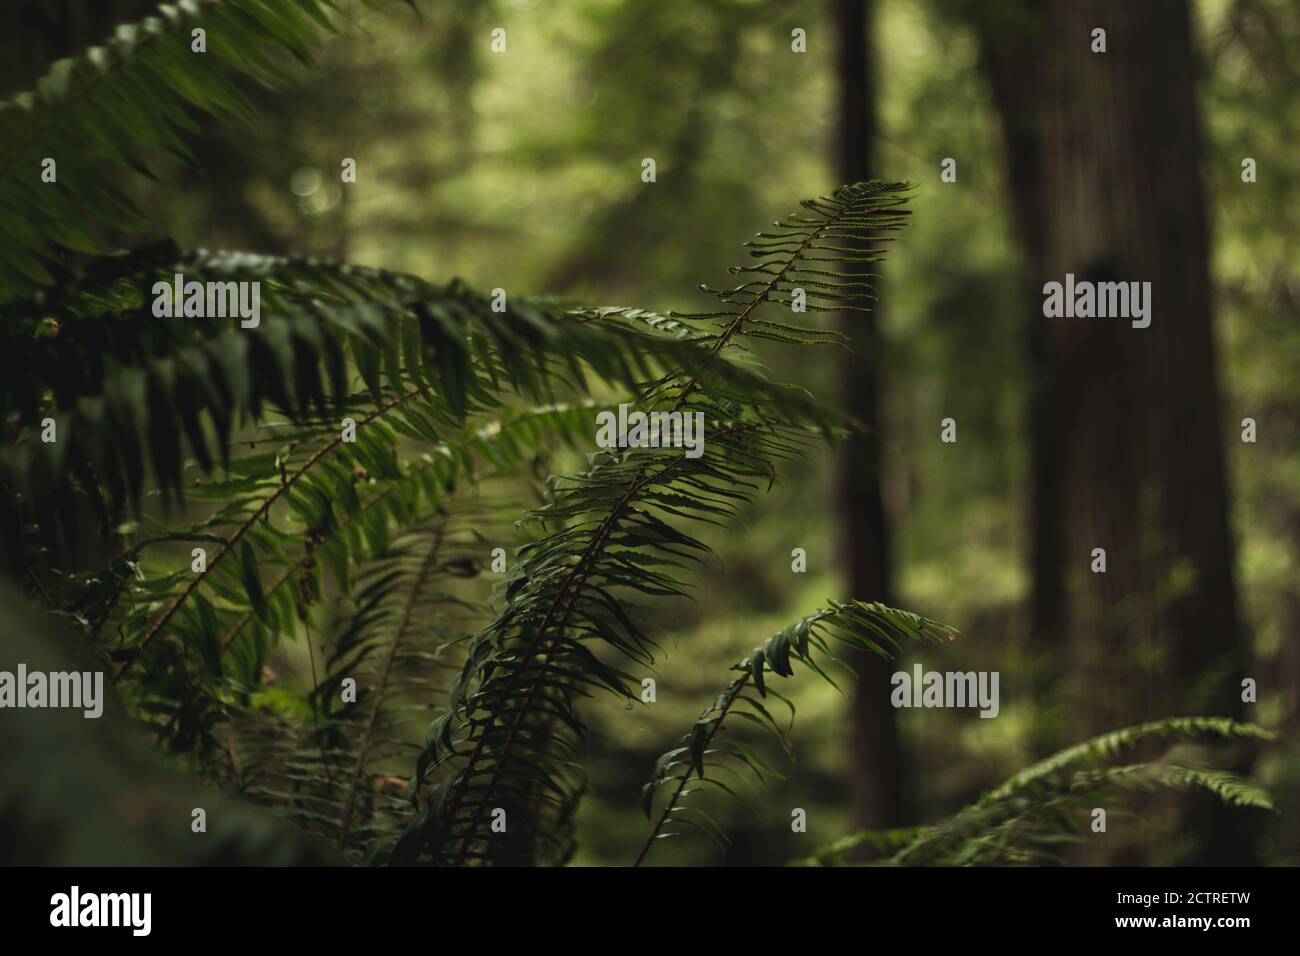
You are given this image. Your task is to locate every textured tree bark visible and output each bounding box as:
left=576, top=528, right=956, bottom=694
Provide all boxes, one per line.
left=975, top=1, right=1060, bottom=760
left=832, top=0, right=905, bottom=839
left=976, top=0, right=1253, bottom=862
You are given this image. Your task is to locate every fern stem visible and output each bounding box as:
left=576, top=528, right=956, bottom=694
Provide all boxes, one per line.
left=336, top=523, right=445, bottom=850
left=303, top=617, right=336, bottom=792
left=216, top=457, right=432, bottom=654
left=633, top=671, right=750, bottom=867
left=113, top=387, right=421, bottom=684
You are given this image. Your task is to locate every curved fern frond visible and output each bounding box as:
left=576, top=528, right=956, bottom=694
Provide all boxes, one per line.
left=389, top=182, right=914, bottom=867
left=798, top=717, right=1275, bottom=867
left=4, top=249, right=820, bottom=573
left=1147, top=764, right=1273, bottom=810
left=675, top=181, right=913, bottom=346
left=981, top=716, right=1273, bottom=803
left=391, top=409, right=819, bottom=865
left=634, top=601, right=953, bottom=865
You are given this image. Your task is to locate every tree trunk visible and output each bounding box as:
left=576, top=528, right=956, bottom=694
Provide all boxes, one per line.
left=977, top=0, right=1252, bottom=862
left=832, top=0, right=904, bottom=838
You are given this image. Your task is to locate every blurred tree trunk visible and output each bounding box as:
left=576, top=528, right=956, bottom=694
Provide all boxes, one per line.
left=970, top=1, right=1060, bottom=759
left=832, top=0, right=905, bottom=838
left=976, top=0, right=1252, bottom=862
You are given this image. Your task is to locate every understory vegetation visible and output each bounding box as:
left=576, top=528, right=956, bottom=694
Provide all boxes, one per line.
left=0, top=0, right=1277, bottom=866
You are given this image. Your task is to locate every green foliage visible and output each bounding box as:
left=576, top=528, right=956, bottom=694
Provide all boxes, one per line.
left=387, top=181, right=915, bottom=866
left=99, top=400, right=600, bottom=763
left=682, top=180, right=913, bottom=332
left=1, top=242, right=820, bottom=572
left=799, top=717, right=1276, bottom=867
left=636, top=601, right=953, bottom=865
left=0, top=0, right=352, bottom=300
left=5, top=5, right=916, bottom=869
left=0, top=577, right=332, bottom=865
left=219, top=516, right=483, bottom=862
left=2, top=1, right=1277, bottom=869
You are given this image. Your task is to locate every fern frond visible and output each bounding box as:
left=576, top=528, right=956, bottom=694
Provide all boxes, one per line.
left=981, top=715, right=1274, bottom=805
left=0, top=577, right=334, bottom=865
left=675, top=181, right=913, bottom=343
left=98, top=401, right=605, bottom=759
left=799, top=717, right=1275, bottom=867
left=389, top=183, right=913, bottom=867
left=788, top=825, right=926, bottom=866
left=634, top=601, right=953, bottom=865
left=391, top=408, right=819, bottom=865
left=1148, top=764, right=1273, bottom=810
left=4, top=249, right=819, bottom=573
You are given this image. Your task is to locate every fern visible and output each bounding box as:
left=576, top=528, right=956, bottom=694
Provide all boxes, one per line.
left=0, top=576, right=331, bottom=864
left=4, top=246, right=817, bottom=573
left=635, top=601, right=953, bottom=865
left=982, top=716, right=1271, bottom=802
left=2, top=0, right=964, bottom=870
left=390, top=182, right=916, bottom=866
left=798, top=717, right=1276, bottom=867
left=100, top=402, right=610, bottom=759
left=221, top=515, right=483, bottom=861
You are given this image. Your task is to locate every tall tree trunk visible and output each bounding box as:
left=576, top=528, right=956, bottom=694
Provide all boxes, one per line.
left=976, top=0, right=1252, bottom=862
left=832, top=0, right=904, bottom=837
left=973, top=2, right=1060, bottom=759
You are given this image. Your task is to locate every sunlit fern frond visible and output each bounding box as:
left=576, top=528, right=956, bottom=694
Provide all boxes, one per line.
left=678, top=180, right=913, bottom=347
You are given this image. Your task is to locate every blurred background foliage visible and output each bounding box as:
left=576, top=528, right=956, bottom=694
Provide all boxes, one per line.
left=2, top=0, right=1294, bottom=865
